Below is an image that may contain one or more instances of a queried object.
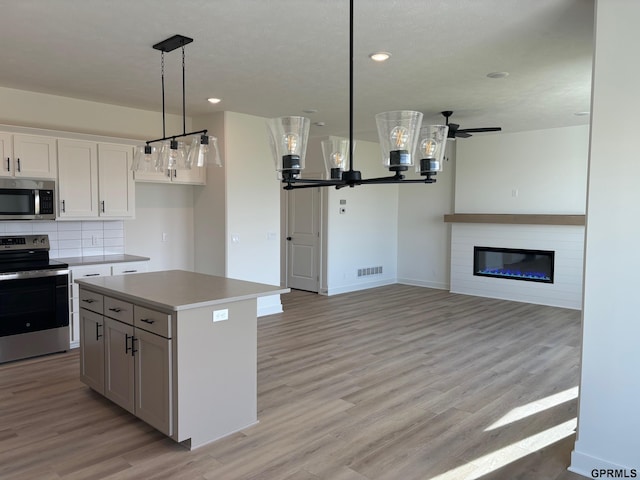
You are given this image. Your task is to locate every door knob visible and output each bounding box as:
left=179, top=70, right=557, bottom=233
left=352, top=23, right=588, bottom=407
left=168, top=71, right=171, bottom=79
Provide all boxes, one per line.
left=286, top=237, right=292, bottom=241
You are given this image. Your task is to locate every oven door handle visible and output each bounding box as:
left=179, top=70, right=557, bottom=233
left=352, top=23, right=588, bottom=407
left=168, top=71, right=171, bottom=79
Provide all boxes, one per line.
left=0, top=268, right=70, bottom=281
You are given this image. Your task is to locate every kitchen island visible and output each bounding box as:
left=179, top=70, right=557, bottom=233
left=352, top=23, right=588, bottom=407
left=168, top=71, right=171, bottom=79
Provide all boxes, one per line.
left=76, top=270, right=289, bottom=449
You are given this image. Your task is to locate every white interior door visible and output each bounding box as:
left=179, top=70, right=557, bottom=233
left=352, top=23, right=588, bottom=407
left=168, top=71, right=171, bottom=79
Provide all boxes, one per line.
left=286, top=187, right=320, bottom=292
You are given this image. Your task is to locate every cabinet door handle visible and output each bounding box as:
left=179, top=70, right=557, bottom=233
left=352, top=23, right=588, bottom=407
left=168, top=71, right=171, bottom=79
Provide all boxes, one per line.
left=173, top=170, right=177, bottom=178
left=125, top=333, right=132, bottom=353
left=139, top=318, right=155, bottom=325
left=16, top=158, right=21, bottom=172
left=61, top=200, right=66, bottom=213
left=108, top=307, right=122, bottom=313
left=101, top=200, right=105, bottom=212
left=82, top=298, right=96, bottom=303
left=96, top=322, right=103, bottom=340
left=131, top=337, right=138, bottom=356
left=5, top=158, right=9, bottom=172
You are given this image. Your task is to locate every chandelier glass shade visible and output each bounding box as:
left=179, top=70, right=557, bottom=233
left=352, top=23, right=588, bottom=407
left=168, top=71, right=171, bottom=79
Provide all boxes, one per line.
left=416, top=124, right=449, bottom=180
left=267, top=116, right=310, bottom=181
left=321, top=137, right=355, bottom=179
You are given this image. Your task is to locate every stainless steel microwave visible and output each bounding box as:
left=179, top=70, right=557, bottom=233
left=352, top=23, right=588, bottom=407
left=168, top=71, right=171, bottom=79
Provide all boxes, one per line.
left=0, top=178, right=56, bottom=220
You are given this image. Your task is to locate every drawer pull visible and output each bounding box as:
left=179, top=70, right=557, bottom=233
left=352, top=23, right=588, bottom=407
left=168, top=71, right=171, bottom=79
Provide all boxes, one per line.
left=122, top=270, right=137, bottom=273
left=84, top=273, right=101, bottom=277
left=139, top=318, right=155, bottom=325
left=108, top=307, right=123, bottom=313
left=82, top=298, right=96, bottom=304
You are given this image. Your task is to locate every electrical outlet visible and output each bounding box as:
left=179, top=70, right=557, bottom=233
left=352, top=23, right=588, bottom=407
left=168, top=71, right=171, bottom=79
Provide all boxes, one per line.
left=213, top=309, right=229, bottom=322
left=91, top=235, right=99, bottom=246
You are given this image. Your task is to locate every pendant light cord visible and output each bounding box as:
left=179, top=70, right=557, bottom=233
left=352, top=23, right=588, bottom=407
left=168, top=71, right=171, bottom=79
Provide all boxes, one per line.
left=349, top=0, right=354, bottom=172
left=182, top=46, right=186, bottom=136
left=161, top=51, right=166, bottom=139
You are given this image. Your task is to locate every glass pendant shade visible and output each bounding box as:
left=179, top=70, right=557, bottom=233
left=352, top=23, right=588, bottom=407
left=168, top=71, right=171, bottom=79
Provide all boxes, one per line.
left=321, top=138, right=354, bottom=179
left=187, top=135, right=222, bottom=168
left=160, top=140, right=188, bottom=171
left=375, top=110, right=423, bottom=171
left=267, top=116, right=310, bottom=180
left=132, top=145, right=159, bottom=172
left=416, top=124, right=449, bottom=175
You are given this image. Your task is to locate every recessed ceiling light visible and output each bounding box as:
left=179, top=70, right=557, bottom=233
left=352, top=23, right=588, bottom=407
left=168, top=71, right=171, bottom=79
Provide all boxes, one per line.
left=207, top=98, right=221, bottom=104
left=303, top=108, right=318, bottom=114
left=486, top=71, right=509, bottom=79
left=369, top=52, right=391, bottom=62
left=314, top=121, right=326, bottom=127
left=574, top=111, right=590, bottom=116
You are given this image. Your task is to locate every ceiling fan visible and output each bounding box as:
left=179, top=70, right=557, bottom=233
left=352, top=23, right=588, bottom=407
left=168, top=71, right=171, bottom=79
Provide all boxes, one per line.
left=441, top=111, right=502, bottom=139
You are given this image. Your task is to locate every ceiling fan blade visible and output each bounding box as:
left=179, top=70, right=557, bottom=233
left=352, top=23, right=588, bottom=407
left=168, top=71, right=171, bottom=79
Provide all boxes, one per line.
left=457, top=127, right=502, bottom=133
left=455, top=131, right=472, bottom=138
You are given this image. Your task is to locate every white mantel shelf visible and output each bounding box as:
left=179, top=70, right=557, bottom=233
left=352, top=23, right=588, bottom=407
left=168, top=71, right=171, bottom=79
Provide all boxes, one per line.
left=443, top=213, right=585, bottom=226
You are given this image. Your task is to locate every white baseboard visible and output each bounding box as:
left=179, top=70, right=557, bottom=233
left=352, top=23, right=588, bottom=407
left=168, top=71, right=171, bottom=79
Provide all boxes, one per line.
left=257, top=294, right=284, bottom=317
left=397, top=278, right=449, bottom=290
left=569, top=446, right=638, bottom=479
left=325, top=278, right=396, bottom=296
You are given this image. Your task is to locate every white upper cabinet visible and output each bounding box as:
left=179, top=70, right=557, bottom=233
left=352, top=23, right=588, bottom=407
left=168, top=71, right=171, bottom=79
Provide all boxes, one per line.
left=97, top=143, right=135, bottom=218
left=57, top=139, right=99, bottom=218
left=57, top=140, right=135, bottom=219
left=134, top=164, right=205, bottom=185
left=0, top=133, right=57, bottom=179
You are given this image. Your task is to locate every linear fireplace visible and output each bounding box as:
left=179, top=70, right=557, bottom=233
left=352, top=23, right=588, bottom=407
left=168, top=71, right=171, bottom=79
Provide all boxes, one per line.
left=474, top=246, right=554, bottom=283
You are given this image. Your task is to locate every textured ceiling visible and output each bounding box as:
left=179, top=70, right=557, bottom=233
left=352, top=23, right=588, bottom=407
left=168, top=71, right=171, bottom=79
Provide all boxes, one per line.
left=0, top=0, right=594, bottom=141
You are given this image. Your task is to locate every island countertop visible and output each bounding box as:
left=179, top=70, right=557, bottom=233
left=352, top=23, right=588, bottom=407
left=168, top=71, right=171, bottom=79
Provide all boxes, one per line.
left=75, top=269, right=289, bottom=312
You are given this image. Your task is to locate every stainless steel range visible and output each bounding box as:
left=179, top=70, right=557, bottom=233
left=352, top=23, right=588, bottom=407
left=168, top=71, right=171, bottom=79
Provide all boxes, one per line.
left=0, top=234, right=69, bottom=363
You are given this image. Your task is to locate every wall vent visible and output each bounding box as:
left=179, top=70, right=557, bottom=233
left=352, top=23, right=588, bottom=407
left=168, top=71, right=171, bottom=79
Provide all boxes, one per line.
left=357, top=266, right=383, bottom=277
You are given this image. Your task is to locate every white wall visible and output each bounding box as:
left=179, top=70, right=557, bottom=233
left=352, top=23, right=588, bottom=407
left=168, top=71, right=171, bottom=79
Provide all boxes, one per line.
left=456, top=126, right=589, bottom=214
left=322, top=139, right=399, bottom=295
left=223, top=112, right=283, bottom=314
left=0, top=86, right=185, bottom=140
left=124, top=183, right=195, bottom=272
left=397, top=142, right=456, bottom=290
left=570, top=0, right=640, bottom=475
left=193, top=112, right=226, bottom=276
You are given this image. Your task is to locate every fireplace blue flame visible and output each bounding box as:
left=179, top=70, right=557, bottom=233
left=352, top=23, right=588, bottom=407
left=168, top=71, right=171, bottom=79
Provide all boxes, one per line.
left=474, top=246, right=554, bottom=284
left=478, top=268, right=551, bottom=281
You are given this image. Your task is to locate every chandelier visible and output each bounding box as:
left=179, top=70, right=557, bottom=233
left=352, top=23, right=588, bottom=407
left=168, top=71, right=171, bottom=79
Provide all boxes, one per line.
left=267, top=0, right=449, bottom=190
left=132, top=35, right=221, bottom=173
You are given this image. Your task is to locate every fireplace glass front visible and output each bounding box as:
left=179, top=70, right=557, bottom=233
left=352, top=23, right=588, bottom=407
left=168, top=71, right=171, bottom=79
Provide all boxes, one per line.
left=473, top=246, right=554, bottom=283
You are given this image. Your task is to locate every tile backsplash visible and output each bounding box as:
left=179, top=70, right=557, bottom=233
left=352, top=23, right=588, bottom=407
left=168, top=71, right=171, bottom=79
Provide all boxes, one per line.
left=0, top=220, right=125, bottom=259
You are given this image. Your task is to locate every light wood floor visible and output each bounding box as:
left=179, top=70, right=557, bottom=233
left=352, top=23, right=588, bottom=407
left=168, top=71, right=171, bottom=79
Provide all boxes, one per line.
left=0, top=285, right=585, bottom=480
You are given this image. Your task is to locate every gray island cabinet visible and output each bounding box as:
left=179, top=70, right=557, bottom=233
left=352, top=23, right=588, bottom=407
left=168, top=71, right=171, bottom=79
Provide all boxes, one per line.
left=76, top=270, right=289, bottom=450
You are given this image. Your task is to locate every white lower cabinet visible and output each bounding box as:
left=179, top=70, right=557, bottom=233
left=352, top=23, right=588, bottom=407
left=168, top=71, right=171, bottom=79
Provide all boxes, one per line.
left=80, top=293, right=172, bottom=436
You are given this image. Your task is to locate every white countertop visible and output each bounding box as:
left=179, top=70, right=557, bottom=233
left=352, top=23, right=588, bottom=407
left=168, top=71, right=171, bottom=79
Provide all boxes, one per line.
left=57, top=254, right=150, bottom=267
left=76, top=270, right=289, bottom=312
